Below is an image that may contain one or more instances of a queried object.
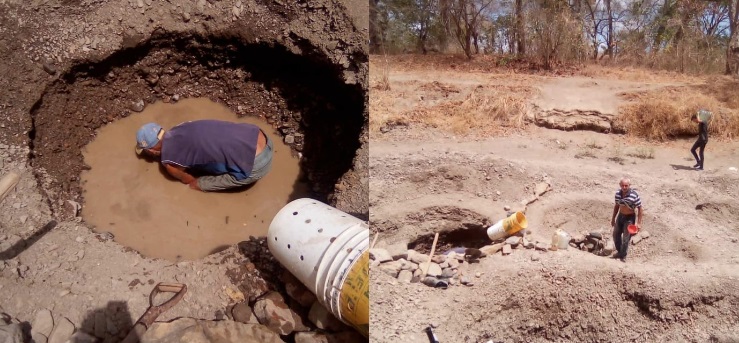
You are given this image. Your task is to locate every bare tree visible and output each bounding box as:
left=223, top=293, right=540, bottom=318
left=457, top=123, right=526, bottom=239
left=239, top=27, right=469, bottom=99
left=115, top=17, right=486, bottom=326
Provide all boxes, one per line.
left=448, top=0, right=497, bottom=58
left=370, top=0, right=382, bottom=53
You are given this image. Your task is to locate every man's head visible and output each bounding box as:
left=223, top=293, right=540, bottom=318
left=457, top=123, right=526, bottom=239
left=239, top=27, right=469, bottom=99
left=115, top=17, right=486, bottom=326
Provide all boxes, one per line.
left=135, top=123, right=164, bottom=156
left=619, top=178, right=631, bottom=192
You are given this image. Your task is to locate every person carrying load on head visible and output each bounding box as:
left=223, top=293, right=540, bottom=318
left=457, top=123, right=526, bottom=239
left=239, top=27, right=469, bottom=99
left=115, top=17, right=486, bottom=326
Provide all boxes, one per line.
left=690, top=109, right=711, bottom=171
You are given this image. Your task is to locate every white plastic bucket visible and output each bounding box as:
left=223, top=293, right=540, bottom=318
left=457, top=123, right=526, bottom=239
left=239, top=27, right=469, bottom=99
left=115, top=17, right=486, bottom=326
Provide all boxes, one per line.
left=551, top=229, right=571, bottom=250
left=486, top=212, right=528, bottom=241
left=267, top=198, right=369, bottom=337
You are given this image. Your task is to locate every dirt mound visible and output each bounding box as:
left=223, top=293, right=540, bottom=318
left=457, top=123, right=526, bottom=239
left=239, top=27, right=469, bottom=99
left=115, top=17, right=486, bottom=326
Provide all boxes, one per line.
left=696, top=202, right=739, bottom=229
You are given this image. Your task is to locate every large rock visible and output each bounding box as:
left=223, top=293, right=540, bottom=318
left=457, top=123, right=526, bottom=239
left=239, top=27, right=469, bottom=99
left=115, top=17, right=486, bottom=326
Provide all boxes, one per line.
left=283, top=272, right=317, bottom=307
left=417, top=262, right=442, bottom=277
left=368, top=248, right=392, bottom=263
left=32, top=309, right=54, bottom=337
left=48, top=317, right=75, bottom=343
left=378, top=260, right=403, bottom=277
left=397, top=270, right=413, bottom=283
left=307, top=302, right=346, bottom=332
left=232, top=303, right=259, bottom=324
left=253, top=292, right=308, bottom=335
left=480, top=243, right=504, bottom=256
left=406, top=250, right=429, bottom=264
left=141, top=318, right=283, bottom=343
left=295, top=332, right=328, bottom=343
left=0, top=323, right=23, bottom=343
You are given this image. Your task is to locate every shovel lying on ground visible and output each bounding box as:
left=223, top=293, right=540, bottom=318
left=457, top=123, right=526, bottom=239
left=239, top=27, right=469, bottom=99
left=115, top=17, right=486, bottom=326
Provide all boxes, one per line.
left=121, top=282, right=187, bottom=343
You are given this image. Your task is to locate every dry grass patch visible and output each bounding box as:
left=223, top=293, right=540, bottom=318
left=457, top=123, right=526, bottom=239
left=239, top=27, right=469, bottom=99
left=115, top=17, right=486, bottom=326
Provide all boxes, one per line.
left=627, top=146, right=655, bottom=159
left=404, top=85, right=533, bottom=135
left=580, top=64, right=702, bottom=83
left=616, top=87, right=739, bottom=141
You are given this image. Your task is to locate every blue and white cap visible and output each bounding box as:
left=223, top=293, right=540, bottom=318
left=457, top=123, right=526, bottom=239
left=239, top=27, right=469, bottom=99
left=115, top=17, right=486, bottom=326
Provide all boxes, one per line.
left=135, top=122, right=164, bottom=154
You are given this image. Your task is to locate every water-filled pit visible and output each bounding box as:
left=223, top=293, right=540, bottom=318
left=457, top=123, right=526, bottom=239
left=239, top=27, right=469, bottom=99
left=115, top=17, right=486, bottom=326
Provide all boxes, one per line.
left=29, top=33, right=366, bottom=261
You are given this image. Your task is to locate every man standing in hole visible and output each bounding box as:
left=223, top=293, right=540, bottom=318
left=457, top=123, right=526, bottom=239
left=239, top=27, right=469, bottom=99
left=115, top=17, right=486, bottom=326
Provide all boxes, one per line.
left=610, top=178, right=643, bottom=262
left=135, top=119, right=273, bottom=192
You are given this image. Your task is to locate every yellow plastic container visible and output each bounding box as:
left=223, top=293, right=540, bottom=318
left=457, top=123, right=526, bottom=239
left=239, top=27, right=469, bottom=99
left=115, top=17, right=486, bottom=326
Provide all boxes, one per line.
left=486, top=212, right=528, bottom=241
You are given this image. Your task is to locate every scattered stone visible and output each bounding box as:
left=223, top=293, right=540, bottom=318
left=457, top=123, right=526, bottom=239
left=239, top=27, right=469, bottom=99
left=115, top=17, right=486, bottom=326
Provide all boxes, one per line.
left=631, top=235, right=642, bottom=245
left=42, top=61, right=56, bottom=75
left=531, top=255, right=540, bottom=261
left=522, top=237, right=535, bottom=249
left=407, top=250, right=430, bottom=264
left=253, top=292, right=306, bottom=335
left=295, top=332, right=329, bottom=343
left=460, top=276, right=473, bottom=286
left=418, top=262, right=442, bottom=277
left=475, top=272, right=481, bottom=278
left=440, top=268, right=455, bottom=279
left=66, top=200, right=81, bottom=217
left=308, top=302, right=345, bottom=332
left=378, top=260, right=403, bottom=277
left=369, top=248, right=393, bottom=263
left=32, top=309, right=54, bottom=337
left=397, top=270, right=413, bottom=283
left=430, top=255, right=446, bottom=264
left=503, top=205, right=511, bottom=211
left=48, top=317, right=74, bottom=343
left=640, top=230, right=650, bottom=239
left=75, top=236, right=84, bottom=243
left=502, top=244, right=512, bottom=255
left=172, top=94, right=180, bottom=102
left=232, top=302, right=258, bottom=324
left=131, top=100, right=145, bottom=112
left=284, top=135, right=295, bottom=144
left=284, top=274, right=317, bottom=307
left=535, top=242, right=548, bottom=251
left=18, top=215, right=28, bottom=224
left=505, top=236, right=521, bottom=246
left=480, top=243, right=503, bottom=256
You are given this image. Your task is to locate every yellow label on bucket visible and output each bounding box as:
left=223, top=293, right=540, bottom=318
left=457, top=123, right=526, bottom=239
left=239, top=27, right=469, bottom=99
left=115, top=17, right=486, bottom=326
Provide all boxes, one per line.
left=339, top=250, right=369, bottom=338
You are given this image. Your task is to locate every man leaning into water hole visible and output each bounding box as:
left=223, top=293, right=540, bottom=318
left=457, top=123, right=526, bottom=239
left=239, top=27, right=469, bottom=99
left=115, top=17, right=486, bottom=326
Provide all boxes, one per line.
left=610, top=178, right=643, bottom=262
left=134, top=119, right=273, bottom=192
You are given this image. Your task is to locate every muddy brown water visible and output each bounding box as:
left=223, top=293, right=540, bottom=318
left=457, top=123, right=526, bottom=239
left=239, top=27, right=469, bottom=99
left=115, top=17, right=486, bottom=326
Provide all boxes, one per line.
left=80, top=98, right=308, bottom=261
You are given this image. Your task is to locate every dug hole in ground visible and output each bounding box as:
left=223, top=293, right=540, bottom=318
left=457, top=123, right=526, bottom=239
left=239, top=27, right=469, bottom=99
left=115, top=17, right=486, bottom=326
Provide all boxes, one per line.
left=368, top=55, right=739, bottom=343
left=0, top=1, right=369, bottom=343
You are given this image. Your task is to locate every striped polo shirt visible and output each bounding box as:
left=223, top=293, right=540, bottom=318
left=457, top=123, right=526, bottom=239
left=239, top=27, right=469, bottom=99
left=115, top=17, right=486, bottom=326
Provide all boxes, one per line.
left=615, top=188, right=641, bottom=210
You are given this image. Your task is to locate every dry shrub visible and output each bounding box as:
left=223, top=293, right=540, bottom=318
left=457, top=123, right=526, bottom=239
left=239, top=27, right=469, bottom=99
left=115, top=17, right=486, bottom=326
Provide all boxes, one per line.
left=617, top=87, right=739, bottom=141
left=697, top=76, right=739, bottom=110
left=580, top=64, right=701, bottom=83
left=369, top=88, right=406, bottom=133
left=405, top=86, right=532, bottom=134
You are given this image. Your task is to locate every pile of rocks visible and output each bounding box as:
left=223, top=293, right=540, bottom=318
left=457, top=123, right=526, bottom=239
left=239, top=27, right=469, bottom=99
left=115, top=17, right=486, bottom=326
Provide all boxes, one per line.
left=370, top=247, right=483, bottom=289
left=570, top=230, right=651, bottom=256
left=228, top=270, right=364, bottom=343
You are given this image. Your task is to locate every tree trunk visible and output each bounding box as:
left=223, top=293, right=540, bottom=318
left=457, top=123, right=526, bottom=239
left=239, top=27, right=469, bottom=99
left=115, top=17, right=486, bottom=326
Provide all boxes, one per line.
left=515, top=0, right=526, bottom=56
left=727, top=0, right=739, bottom=75
left=369, top=0, right=381, bottom=54
left=606, top=0, right=613, bottom=58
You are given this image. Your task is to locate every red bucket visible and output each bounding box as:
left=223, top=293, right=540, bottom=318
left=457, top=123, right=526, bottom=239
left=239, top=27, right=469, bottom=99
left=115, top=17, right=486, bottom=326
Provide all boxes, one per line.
left=627, top=224, right=639, bottom=235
